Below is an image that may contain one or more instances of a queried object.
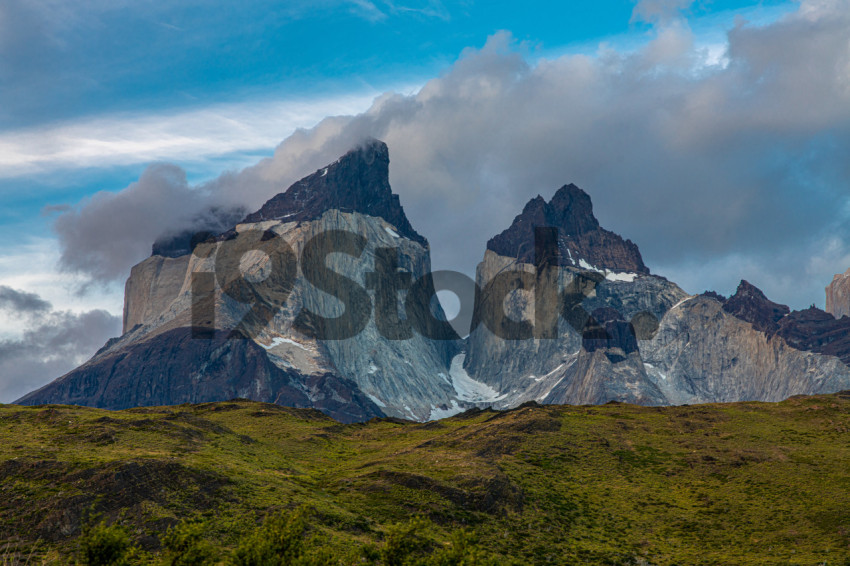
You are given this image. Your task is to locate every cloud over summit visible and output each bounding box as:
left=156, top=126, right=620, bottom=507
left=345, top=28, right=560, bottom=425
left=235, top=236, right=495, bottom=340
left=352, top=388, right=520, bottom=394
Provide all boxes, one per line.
left=52, top=0, right=850, bottom=310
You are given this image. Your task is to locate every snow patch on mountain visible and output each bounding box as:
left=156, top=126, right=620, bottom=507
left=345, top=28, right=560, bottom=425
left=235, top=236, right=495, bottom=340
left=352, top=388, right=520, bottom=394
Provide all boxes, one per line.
left=449, top=354, right=506, bottom=402
left=577, top=258, right=638, bottom=282
left=366, top=393, right=386, bottom=408
left=260, top=337, right=310, bottom=351
left=428, top=400, right=464, bottom=420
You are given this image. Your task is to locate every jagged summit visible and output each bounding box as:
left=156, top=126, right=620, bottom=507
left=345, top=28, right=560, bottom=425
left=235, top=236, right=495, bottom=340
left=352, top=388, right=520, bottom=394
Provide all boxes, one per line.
left=722, top=280, right=791, bottom=334
left=718, top=280, right=850, bottom=365
left=487, top=183, right=648, bottom=274
left=241, top=138, right=427, bottom=246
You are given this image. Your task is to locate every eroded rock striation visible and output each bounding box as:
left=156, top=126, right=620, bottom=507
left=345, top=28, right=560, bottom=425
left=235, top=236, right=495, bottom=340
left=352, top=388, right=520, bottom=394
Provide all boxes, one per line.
left=463, top=185, right=687, bottom=409
left=462, top=187, right=850, bottom=410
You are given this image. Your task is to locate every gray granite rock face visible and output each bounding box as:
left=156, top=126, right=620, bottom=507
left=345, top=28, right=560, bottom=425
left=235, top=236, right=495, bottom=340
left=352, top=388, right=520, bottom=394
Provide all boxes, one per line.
left=827, top=267, right=850, bottom=319
left=461, top=187, right=850, bottom=411
left=462, top=249, right=689, bottom=408
left=640, top=295, right=850, bottom=404
left=18, top=141, right=460, bottom=422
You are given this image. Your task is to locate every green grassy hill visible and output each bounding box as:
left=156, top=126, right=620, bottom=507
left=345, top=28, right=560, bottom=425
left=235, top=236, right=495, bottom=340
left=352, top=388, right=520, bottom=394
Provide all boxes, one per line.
left=1, top=392, right=849, bottom=564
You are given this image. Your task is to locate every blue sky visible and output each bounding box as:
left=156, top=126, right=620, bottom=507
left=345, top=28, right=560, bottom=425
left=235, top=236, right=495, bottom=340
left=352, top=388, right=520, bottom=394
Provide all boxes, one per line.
left=2, top=0, right=849, bottom=401
left=0, top=0, right=795, bottom=268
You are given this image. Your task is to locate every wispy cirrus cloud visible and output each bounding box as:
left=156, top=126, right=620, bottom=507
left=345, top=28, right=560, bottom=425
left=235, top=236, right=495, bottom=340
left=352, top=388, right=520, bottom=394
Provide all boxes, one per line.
left=48, top=0, right=850, bottom=313
left=0, top=93, right=381, bottom=178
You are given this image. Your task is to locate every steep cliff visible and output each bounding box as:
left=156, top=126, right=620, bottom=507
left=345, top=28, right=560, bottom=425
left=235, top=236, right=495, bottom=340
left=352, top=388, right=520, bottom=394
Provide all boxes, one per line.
left=641, top=295, right=850, bottom=404
left=487, top=184, right=648, bottom=274
left=19, top=140, right=459, bottom=422
left=464, top=187, right=850, bottom=410
left=463, top=185, right=688, bottom=408
left=826, top=267, right=850, bottom=319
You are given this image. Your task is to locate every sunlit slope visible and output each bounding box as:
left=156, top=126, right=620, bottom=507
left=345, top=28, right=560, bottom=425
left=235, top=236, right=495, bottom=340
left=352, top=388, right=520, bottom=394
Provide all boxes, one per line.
left=1, top=393, right=849, bottom=564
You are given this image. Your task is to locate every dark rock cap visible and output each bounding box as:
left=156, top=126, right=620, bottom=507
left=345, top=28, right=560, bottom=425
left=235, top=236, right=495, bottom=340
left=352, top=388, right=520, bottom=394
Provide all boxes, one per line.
left=241, top=138, right=427, bottom=247
left=487, top=183, right=649, bottom=274
left=152, top=206, right=247, bottom=258
left=722, top=280, right=791, bottom=334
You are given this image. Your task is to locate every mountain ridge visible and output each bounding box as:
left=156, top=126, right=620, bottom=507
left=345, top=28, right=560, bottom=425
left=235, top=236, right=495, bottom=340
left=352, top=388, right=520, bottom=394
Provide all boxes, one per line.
left=16, top=140, right=850, bottom=422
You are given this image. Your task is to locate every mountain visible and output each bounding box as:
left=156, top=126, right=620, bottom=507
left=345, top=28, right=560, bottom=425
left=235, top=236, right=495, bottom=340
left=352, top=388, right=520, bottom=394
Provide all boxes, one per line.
left=18, top=140, right=459, bottom=422
left=462, top=187, right=850, bottom=408
left=463, top=185, right=690, bottom=407
left=16, top=140, right=850, bottom=421
left=826, top=267, right=850, bottom=319
left=487, top=184, right=648, bottom=274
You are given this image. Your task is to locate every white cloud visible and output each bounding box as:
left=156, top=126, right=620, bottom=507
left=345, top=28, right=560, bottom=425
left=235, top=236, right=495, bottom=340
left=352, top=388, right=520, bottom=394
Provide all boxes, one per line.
left=44, top=0, right=850, bottom=314
left=0, top=237, right=123, bottom=337
left=0, top=92, right=382, bottom=178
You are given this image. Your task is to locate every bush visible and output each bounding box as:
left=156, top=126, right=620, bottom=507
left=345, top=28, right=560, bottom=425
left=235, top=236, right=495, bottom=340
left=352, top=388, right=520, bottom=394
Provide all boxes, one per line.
left=379, top=517, right=434, bottom=566
left=160, top=520, right=219, bottom=566
left=76, top=521, right=134, bottom=566
left=230, top=506, right=334, bottom=566
left=430, top=528, right=493, bottom=566
left=375, top=517, right=496, bottom=566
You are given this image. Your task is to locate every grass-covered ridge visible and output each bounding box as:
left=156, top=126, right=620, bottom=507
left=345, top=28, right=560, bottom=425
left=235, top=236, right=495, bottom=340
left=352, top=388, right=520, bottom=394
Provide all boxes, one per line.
left=1, top=392, right=849, bottom=564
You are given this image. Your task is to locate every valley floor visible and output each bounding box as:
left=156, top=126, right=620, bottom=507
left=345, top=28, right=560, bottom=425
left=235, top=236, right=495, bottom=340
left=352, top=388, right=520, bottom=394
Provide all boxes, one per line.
left=1, top=393, right=849, bottom=564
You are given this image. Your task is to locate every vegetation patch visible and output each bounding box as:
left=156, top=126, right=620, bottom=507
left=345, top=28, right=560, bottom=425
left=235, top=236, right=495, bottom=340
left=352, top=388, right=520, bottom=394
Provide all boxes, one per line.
left=0, top=393, right=848, bottom=564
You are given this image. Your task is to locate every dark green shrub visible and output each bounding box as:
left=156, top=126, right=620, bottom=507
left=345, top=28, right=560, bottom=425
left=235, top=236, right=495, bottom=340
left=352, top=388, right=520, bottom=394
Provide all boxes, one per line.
left=379, top=516, right=434, bottom=566
left=231, top=506, right=320, bottom=566
left=76, top=521, right=134, bottom=566
left=160, top=520, right=219, bottom=566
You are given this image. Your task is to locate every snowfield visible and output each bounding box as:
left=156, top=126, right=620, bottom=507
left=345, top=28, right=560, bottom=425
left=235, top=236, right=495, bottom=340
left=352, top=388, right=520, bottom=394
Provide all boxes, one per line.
left=449, top=354, right=506, bottom=403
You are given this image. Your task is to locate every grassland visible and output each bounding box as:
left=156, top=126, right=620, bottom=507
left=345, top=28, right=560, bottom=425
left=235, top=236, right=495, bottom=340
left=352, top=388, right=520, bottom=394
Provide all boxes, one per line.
left=1, top=392, right=849, bottom=564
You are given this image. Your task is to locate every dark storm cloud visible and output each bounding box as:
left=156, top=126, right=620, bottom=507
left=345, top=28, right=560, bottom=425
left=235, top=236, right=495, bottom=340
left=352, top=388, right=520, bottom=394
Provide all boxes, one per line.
left=0, top=288, right=121, bottom=403
left=53, top=0, right=850, bottom=309
left=0, top=286, right=51, bottom=314
left=53, top=163, right=214, bottom=283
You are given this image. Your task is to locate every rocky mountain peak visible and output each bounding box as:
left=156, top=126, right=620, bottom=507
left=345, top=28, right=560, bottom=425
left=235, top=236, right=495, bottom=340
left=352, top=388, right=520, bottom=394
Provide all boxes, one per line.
left=826, top=267, right=850, bottom=319
left=486, top=183, right=648, bottom=274
left=547, top=183, right=600, bottom=235
left=722, top=280, right=791, bottom=334
left=241, top=138, right=427, bottom=246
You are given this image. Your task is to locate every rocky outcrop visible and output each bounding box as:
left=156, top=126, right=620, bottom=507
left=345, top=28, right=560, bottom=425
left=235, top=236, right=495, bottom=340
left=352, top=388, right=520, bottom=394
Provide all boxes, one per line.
left=719, top=279, right=850, bottom=367
left=123, top=255, right=190, bottom=333
left=640, top=295, right=850, bottom=404
left=722, top=280, right=790, bottom=334
left=826, top=267, right=850, bottom=319
left=240, top=139, right=426, bottom=246
left=465, top=189, right=850, bottom=411
left=487, top=184, right=648, bottom=274
left=776, top=307, right=850, bottom=366
left=19, top=141, right=459, bottom=422
left=16, top=328, right=383, bottom=423
left=463, top=188, right=688, bottom=409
